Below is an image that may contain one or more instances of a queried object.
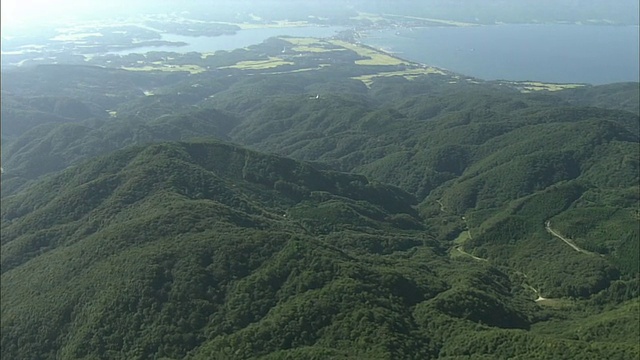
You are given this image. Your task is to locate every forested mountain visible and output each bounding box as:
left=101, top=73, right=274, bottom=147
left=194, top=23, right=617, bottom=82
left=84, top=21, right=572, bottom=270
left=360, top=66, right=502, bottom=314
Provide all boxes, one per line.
left=1, top=37, right=638, bottom=359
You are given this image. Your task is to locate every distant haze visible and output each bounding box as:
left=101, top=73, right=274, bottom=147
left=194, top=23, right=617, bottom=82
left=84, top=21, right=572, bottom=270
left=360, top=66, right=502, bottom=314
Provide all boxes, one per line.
left=2, top=0, right=638, bottom=31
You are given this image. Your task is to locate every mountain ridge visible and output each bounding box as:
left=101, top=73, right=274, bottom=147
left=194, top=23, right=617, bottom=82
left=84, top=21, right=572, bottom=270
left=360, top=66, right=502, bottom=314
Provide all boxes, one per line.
left=1, top=37, right=638, bottom=359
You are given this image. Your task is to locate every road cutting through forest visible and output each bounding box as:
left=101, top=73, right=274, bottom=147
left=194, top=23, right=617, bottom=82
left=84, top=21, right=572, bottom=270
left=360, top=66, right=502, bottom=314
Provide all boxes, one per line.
left=438, top=200, right=557, bottom=303
left=454, top=244, right=487, bottom=262
left=545, top=220, right=597, bottom=255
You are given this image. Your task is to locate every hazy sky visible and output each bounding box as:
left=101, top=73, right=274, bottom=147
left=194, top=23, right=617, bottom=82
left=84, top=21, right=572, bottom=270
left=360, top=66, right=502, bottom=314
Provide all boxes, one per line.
left=0, top=0, right=204, bottom=28
left=0, top=0, right=348, bottom=30
left=2, top=0, right=638, bottom=30
left=4, top=0, right=133, bottom=23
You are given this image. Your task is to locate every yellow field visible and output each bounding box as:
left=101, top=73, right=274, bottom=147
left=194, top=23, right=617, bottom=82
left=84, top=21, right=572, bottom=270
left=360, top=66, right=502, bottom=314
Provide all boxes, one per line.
left=350, top=12, right=387, bottom=23
left=121, top=64, right=205, bottom=74
left=256, top=67, right=325, bottom=76
left=210, top=20, right=313, bottom=30
left=281, top=37, right=325, bottom=46
left=330, top=40, right=409, bottom=66
left=515, top=81, right=585, bottom=92
left=242, top=20, right=313, bottom=29
left=280, top=37, right=345, bottom=53
left=280, top=67, right=324, bottom=73
left=352, top=67, right=446, bottom=87
left=333, top=40, right=400, bottom=64
left=282, top=37, right=409, bottom=65
left=350, top=12, right=476, bottom=27
left=382, top=13, right=478, bottom=27
left=220, top=56, right=294, bottom=70
left=291, top=45, right=343, bottom=53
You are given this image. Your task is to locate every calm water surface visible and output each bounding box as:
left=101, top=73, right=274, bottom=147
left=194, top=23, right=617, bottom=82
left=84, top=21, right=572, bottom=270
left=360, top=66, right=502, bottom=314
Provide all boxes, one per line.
left=360, top=25, right=640, bottom=84
left=110, top=26, right=346, bottom=55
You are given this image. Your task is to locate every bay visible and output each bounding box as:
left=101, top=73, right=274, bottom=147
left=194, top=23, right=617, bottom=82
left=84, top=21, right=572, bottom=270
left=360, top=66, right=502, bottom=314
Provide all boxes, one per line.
left=360, top=25, right=640, bottom=85
left=109, top=26, right=346, bottom=55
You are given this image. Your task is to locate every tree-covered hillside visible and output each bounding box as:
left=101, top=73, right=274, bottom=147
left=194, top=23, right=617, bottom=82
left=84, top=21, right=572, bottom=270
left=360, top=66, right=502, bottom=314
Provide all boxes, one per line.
left=2, top=140, right=638, bottom=359
left=1, top=37, right=638, bottom=359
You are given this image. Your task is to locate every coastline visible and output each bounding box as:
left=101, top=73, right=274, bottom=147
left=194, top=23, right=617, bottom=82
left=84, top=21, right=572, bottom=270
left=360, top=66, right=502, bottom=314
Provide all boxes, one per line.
left=356, top=24, right=639, bottom=85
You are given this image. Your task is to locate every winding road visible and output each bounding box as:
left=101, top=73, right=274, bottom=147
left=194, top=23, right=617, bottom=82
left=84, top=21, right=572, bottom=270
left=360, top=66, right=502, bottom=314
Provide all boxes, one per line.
left=438, top=199, right=487, bottom=262
left=454, top=244, right=487, bottom=262
left=545, top=220, right=596, bottom=255
left=437, top=199, right=556, bottom=301
left=524, top=284, right=548, bottom=302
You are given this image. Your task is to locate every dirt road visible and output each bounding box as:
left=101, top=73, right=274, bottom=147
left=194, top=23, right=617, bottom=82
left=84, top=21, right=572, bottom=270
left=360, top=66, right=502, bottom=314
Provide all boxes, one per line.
left=545, top=221, right=595, bottom=255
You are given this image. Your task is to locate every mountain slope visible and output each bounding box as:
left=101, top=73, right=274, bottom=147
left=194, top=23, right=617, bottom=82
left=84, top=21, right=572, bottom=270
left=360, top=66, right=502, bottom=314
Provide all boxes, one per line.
left=4, top=140, right=637, bottom=359
left=1, top=39, right=638, bottom=359
left=0, top=140, right=517, bottom=359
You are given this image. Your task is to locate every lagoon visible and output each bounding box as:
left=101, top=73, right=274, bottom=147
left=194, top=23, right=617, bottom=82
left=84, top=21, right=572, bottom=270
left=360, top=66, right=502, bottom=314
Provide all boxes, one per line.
left=360, top=24, right=640, bottom=85
left=109, top=26, right=346, bottom=55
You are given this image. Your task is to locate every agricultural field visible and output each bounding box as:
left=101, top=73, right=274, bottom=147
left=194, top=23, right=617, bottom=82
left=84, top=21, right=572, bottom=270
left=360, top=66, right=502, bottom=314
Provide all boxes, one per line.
left=330, top=39, right=410, bottom=65
left=352, top=67, right=447, bottom=87
left=220, top=56, right=295, bottom=70
left=510, top=81, right=586, bottom=92
left=121, top=64, right=206, bottom=74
